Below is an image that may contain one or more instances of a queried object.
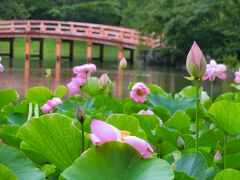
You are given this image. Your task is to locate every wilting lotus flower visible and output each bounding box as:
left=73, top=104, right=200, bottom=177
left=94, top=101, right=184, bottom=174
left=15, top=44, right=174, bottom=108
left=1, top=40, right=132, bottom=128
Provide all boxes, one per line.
left=41, top=97, right=62, bottom=114
left=202, top=60, right=227, bottom=81
left=234, top=70, right=240, bottom=83
left=130, top=82, right=150, bottom=103
left=89, top=120, right=153, bottom=158
left=0, top=57, right=4, bottom=72
left=214, top=150, right=222, bottom=164
left=186, top=41, right=206, bottom=78
left=119, top=57, right=127, bottom=69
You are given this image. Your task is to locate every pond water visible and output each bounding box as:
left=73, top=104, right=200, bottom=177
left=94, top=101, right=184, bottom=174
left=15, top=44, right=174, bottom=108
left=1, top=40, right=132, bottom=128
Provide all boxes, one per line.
left=0, top=57, right=234, bottom=98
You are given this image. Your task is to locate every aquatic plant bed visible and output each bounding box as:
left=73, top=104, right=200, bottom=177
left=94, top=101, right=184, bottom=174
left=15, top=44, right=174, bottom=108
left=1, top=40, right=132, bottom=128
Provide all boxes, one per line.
left=1, top=43, right=240, bottom=179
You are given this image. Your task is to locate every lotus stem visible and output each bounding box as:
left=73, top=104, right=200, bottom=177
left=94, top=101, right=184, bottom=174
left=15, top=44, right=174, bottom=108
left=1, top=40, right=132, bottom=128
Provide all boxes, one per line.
left=81, top=122, right=85, bottom=153
left=210, top=81, right=213, bottom=101
left=224, top=133, right=227, bottom=169
left=195, top=78, right=200, bottom=152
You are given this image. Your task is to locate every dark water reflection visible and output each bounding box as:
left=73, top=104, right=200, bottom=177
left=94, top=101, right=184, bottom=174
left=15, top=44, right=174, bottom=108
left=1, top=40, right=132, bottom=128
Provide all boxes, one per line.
left=0, top=58, right=234, bottom=98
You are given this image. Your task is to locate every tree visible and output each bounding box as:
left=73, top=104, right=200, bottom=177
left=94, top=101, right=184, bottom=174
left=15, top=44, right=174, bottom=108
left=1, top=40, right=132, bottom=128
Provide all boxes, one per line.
left=0, top=0, right=30, bottom=20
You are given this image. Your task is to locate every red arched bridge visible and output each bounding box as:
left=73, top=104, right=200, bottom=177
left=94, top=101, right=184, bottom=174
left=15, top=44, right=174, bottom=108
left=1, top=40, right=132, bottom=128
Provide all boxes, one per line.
left=0, top=20, right=161, bottom=62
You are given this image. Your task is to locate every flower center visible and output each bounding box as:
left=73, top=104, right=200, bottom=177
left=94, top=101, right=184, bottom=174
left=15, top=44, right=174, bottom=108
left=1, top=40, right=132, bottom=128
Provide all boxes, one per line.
left=120, top=130, right=131, bottom=137
left=136, top=89, right=146, bottom=96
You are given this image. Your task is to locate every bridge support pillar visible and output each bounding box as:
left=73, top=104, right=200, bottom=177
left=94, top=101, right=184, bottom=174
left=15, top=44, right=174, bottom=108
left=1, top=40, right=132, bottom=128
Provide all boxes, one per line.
left=56, top=37, right=62, bottom=61
left=0, top=38, right=14, bottom=59
left=118, top=45, right=124, bottom=60
left=25, top=36, right=31, bottom=60
left=87, top=41, right=92, bottom=63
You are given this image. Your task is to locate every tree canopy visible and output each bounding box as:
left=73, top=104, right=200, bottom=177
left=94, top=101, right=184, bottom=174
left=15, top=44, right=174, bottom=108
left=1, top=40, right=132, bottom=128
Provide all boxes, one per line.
left=0, top=0, right=240, bottom=62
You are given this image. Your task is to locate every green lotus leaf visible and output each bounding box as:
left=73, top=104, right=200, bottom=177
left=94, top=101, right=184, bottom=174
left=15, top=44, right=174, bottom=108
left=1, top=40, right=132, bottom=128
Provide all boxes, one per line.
left=60, top=142, right=174, bottom=180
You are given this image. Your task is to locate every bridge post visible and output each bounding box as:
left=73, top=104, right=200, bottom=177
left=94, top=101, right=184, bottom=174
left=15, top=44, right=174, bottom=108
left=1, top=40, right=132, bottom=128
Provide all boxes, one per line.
left=99, top=44, right=104, bottom=63
left=25, top=36, right=31, bottom=60
left=39, top=38, right=44, bottom=60
left=87, top=41, right=92, bottom=63
left=118, top=45, right=124, bottom=60
left=9, top=38, right=14, bottom=59
left=56, top=37, right=62, bottom=61
left=69, top=40, right=74, bottom=61
left=129, top=49, right=134, bottom=63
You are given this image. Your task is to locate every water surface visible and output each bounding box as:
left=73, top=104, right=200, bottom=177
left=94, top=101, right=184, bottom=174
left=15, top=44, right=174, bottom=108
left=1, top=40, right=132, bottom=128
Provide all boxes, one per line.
left=0, top=58, right=234, bottom=98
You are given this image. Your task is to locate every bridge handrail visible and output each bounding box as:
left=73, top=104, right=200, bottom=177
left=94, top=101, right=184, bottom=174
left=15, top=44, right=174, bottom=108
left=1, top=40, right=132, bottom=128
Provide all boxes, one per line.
left=0, top=20, right=160, bottom=48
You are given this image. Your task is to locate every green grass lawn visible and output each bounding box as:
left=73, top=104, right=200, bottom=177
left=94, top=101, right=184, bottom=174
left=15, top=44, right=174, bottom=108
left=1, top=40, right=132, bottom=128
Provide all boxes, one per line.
left=0, top=38, right=131, bottom=68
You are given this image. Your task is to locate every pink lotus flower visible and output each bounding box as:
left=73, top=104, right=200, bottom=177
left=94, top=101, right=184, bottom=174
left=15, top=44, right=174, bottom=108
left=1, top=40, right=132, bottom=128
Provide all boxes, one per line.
left=67, top=82, right=81, bottom=96
left=89, top=120, right=153, bottom=158
left=0, top=57, right=4, bottom=72
left=67, top=64, right=96, bottom=96
left=41, top=103, right=52, bottom=114
left=202, top=60, right=227, bottom=81
left=41, top=97, right=62, bottom=114
left=130, top=82, right=150, bottom=103
left=234, top=70, right=240, bottom=83
left=138, top=109, right=154, bottom=115
left=73, top=64, right=96, bottom=74
left=186, top=41, right=206, bottom=78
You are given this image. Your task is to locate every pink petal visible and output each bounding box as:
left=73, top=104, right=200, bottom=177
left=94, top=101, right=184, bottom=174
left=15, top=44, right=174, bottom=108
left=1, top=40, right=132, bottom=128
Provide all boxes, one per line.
left=0, top=63, right=4, bottom=72
left=90, top=120, right=121, bottom=143
left=216, top=73, right=227, bottom=80
left=41, top=103, right=52, bottom=114
left=123, top=136, right=152, bottom=158
left=89, top=134, right=101, bottom=145
left=67, top=82, right=80, bottom=95
left=191, top=41, right=203, bottom=68
left=138, top=109, right=154, bottom=115
left=217, top=64, right=227, bottom=72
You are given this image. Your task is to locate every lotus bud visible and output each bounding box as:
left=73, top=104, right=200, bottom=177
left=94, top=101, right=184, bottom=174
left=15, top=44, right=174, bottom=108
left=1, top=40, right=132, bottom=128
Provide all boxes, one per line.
left=177, top=136, right=185, bottom=150
left=119, top=57, right=127, bottom=69
left=99, top=73, right=109, bottom=89
left=76, top=105, right=85, bottom=124
left=214, top=150, right=222, bottom=164
left=186, top=41, right=206, bottom=78
left=45, top=68, right=52, bottom=79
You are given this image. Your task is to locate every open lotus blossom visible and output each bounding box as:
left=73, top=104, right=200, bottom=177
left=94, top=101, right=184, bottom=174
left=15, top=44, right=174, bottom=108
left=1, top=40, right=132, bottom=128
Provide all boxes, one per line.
left=89, top=119, right=154, bottom=158
left=73, top=64, right=96, bottom=74
left=130, top=82, right=150, bottom=103
left=0, top=57, right=4, bottom=72
left=41, top=97, right=62, bottom=114
left=234, top=70, right=240, bottom=83
left=138, top=109, right=163, bottom=125
left=186, top=41, right=206, bottom=78
left=67, top=64, right=96, bottom=95
left=202, top=60, right=227, bottom=81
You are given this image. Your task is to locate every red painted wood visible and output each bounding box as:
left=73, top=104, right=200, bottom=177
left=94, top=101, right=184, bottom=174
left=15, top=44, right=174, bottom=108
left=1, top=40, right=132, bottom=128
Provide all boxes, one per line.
left=0, top=20, right=161, bottom=49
